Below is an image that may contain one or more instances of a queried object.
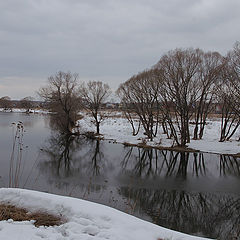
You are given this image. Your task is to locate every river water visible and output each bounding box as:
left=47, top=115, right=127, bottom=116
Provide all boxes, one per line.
left=0, top=112, right=240, bottom=239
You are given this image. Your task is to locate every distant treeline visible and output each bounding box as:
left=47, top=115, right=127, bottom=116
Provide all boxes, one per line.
left=0, top=97, right=44, bottom=110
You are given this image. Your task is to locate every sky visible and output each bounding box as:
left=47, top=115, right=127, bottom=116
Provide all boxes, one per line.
left=0, top=0, right=240, bottom=99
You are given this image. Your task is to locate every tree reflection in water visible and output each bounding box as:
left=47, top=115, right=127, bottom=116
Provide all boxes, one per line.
left=39, top=135, right=240, bottom=239
left=120, top=146, right=240, bottom=239
left=220, top=155, right=240, bottom=177
left=40, top=133, right=105, bottom=178
left=40, top=133, right=82, bottom=177
left=88, top=139, right=104, bottom=176
left=121, top=147, right=208, bottom=178
left=122, top=146, right=240, bottom=179
left=119, top=187, right=240, bottom=239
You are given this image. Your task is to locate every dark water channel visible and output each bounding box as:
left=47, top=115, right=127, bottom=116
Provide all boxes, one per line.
left=0, top=112, right=240, bottom=239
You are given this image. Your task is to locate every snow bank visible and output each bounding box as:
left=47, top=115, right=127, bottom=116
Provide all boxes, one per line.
left=0, top=108, right=49, bottom=114
left=0, top=188, right=211, bottom=240
left=78, top=113, right=240, bottom=155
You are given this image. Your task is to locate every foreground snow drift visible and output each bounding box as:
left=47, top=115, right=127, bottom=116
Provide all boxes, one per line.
left=0, top=188, right=211, bottom=240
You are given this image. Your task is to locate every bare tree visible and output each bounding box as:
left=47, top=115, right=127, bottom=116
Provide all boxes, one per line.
left=156, top=48, right=203, bottom=146
left=193, top=51, right=224, bottom=139
left=117, top=80, right=141, bottom=137
left=216, top=42, right=240, bottom=142
left=79, top=81, right=111, bottom=134
left=117, top=69, right=162, bottom=141
left=38, top=71, right=82, bottom=135
left=215, top=77, right=240, bottom=142
left=227, top=41, right=240, bottom=114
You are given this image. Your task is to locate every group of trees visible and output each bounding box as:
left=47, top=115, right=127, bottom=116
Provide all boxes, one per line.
left=21, top=41, right=240, bottom=146
left=38, top=71, right=111, bottom=135
left=0, top=96, right=35, bottom=112
left=0, top=72, right=111, bottom=136
left=117, top=42, right=240, bottom=146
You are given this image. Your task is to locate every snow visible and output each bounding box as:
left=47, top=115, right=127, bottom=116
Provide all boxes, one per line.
left=78, top=112, right=240, bottom=155
left=0, top=188, right=211, bottom=240
left=188, top=120, right=240, bottom=154
left=0, top=108, right=49, bottom=114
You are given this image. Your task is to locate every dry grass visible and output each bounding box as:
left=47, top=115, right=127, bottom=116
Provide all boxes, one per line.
left=0, top=204, right=64, bottom=227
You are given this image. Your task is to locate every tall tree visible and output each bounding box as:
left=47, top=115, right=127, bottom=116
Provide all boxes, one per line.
left=80, top=81, right=111, bottom=134
left=193, top=51, right=224, bottom=139
left=216, top=42, right=240, bottom=142
left=227, top=41, right=240, bottom=114
left=38, top=71, right=82, bottom=135
left=156, top=48, right=203, bottom=146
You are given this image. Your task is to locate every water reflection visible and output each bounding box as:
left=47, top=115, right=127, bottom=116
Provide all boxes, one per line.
left=0, top=112, right=45, bottom=128
left=119, top=187, right=240, bottom=239
left=37, top=124, right=240, bottom=240
left=121, top=147, right=240, bottom=179
left=39, top=134, right=107, bottom=178
left=119, top=147, right=240, bottom=239
left=40, top=133, right=79, bottom=177
left=220, top=155, right=240, bottom=177
left=121, top=147, right=204, bottom=178
left=87, top=139, right=104, bottom=176
left=192, top=153, right=206, bottom=177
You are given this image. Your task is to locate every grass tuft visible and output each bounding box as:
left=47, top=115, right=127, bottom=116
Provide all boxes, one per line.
left=0, top=204, right=64, bottom=227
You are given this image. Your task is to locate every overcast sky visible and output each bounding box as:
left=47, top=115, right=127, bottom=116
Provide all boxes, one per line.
left=0, top=0, right=240, bottom=99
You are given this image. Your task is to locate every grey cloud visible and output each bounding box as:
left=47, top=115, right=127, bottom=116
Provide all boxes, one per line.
left=0, top=0, right=240, bottom=98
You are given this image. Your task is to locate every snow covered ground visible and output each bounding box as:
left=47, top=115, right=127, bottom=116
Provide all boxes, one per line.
left=0, top=188, right=211, bottom=240
left=78, top=112, right=240, bottom=155
left=0, top=108, right=49, bottom=114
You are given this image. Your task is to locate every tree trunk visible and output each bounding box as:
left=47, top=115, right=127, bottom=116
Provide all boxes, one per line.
left=96, top=121, right=100, bottom=134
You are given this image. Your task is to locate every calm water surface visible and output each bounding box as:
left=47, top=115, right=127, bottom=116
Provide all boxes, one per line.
left=0, top=112, right=240, bottom=239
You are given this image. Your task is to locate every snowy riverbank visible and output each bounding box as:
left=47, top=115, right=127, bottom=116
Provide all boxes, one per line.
left=0, top=188, right=211, bottom=240
left=0, top=108, right=49, bottom=114
left=1, top=109, right=239, bottom=155
left=79, top=112, right=240, bottom=155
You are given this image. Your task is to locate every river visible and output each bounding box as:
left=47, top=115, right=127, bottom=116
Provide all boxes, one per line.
left=0, top=112, right=240, bottom=239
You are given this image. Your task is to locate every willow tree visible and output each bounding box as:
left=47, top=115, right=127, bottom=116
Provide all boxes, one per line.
left=156, top=48, right=203, bottom=146
left=193, top=51, right=224, bottom=139
left=117, top=69, right=162, bottom=141
left=38, top=71, right=82, bottom=135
